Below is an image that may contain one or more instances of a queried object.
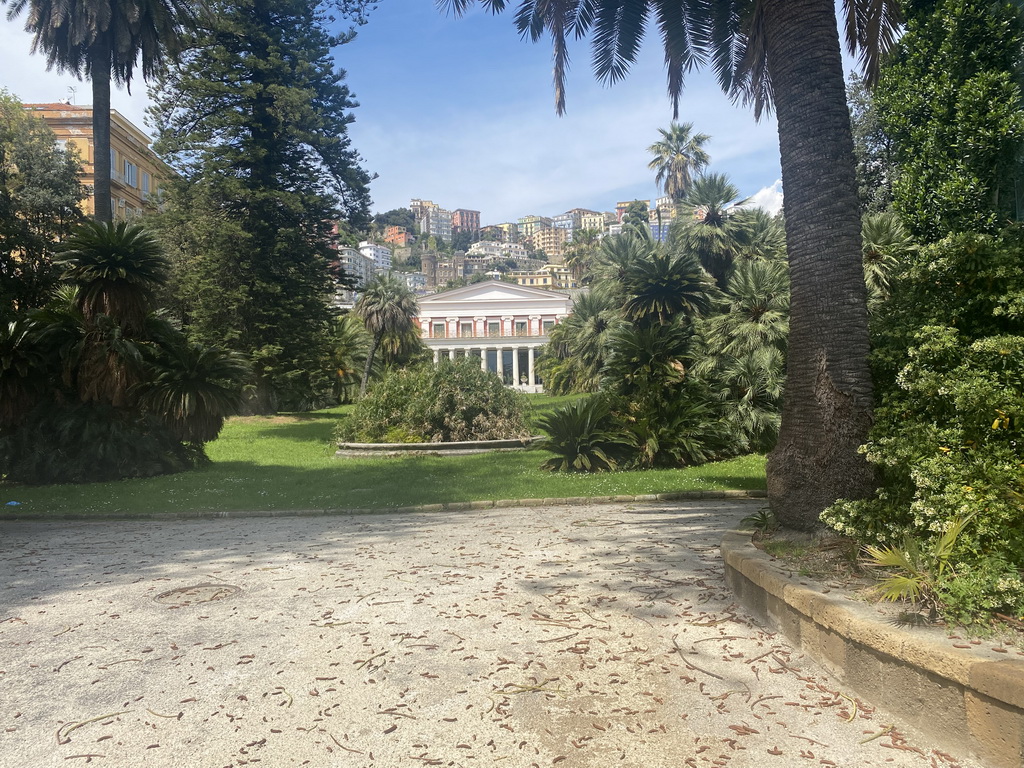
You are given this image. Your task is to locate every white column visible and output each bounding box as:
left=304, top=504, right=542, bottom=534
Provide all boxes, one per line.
left=496, top=346, right=504, bottom=379
left=528, top=347, right=536, bottom=386
left=529, top=315, right=541, bottom=336
left=421, top=317, right=432, bottom=338
left=502, top=315, right=513, bottom=337
left=433, top=348, right=439, bottom=364
left=480, top=349, right=487, bottom=372
left=512, top=346, right=520, bottom=385
left=448, top=347, right=455, bottom=361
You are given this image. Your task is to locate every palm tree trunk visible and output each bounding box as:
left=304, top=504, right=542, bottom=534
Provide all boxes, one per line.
left=90, top=40, right=113, bottom=224
left=762, top=0, right=876, bottom=529
left=360, top=333, right=381, bottom=397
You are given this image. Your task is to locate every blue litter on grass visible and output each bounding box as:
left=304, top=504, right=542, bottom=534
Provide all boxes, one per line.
left=5, top=501, right=21, bottom=506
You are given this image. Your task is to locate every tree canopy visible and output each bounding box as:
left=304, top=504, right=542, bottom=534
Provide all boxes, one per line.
left=149, top=0, right=373, bottom=411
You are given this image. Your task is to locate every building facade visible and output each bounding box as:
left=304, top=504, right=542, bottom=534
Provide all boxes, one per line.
left=416, top=280, right=573, bottom=392
left=359, top=241, right=393, bottom=271
left=451, top=208, right=480, bottom=236
left=383, top=225, right=413, bottom=247
left=25, top=103, right=167, bottom=219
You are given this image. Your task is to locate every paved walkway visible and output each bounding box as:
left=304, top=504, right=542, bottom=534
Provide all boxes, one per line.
left=1, top=500, right=982, bottom=767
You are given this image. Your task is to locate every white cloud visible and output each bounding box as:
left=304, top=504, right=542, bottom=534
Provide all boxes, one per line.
left=747, top=180, right=784, bottom=216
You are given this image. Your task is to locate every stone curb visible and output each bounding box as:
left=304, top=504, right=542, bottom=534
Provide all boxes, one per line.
left=0, top=489, right=766, bottom=521
left=721, top=530, right=1024, bottom=768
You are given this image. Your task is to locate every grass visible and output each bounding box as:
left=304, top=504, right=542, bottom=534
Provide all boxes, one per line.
left=0, top=395, right=766, bottom=519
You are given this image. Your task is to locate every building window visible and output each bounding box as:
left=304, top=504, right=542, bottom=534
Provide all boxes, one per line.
left=141, top=171, right=151, bottom=198
left=542, top=320, right=555, bottom=333
left=432, top=322, right=446, bottom=339
left=123, top=160, right=138, bottom=187
left=515, top=321, right=527, bottom=336
left=461, top=322, right=473, bottom=338
left=488, top=321, right=500, bottom=337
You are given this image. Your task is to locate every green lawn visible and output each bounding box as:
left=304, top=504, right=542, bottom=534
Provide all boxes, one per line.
left=0, top=396, right=766, bottom=518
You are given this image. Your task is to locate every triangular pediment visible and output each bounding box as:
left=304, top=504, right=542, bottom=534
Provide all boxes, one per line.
left=421, top=280, right=568, bottom=305
left=417, top=280, right=573, bottom=318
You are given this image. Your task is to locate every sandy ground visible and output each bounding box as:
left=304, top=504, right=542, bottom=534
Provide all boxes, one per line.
left=0, top=500, right=984, bottom=768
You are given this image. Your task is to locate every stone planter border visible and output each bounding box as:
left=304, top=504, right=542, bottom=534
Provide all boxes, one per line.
left=721, top=530, right=1024, bottom=768
left=336, top=436, right=544, bottom=457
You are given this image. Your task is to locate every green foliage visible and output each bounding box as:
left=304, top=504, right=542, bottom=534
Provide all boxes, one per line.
left=740, top=508, right=778, bottom=534
left=149, top=0, right=372, bottom=410
left=647, top=122, right=711, bottom=202
left=0, top=90, right=84, bottom=318
left=847, top=73, right=895, bottom=215
left=354, top=273, right=420, bottom=396
left=874, top=0, right=1024, bottom=241
left=0, top=221, right=249, bottom=485
left=862, top=512, right=972, bottom=603
left=338, top=358, right=531, bottom=443
left=823, top=230, right=1024, bottom=623
left=0, top=402, right=194, bottom=485
left=535, top=397, right=635, bottom=472
left=136, top=324, right=252, bottom=446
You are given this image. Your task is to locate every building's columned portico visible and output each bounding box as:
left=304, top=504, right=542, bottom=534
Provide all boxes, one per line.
left=416, top=280, right=574, bottom=393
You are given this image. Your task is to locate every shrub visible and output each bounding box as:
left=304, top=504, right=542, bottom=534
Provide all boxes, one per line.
left=535, top=397, right=635, bottom=472
left=823, top=230, right=1024, bottom=624
left=0, top=402, right=196, bottom=484
left=338, top=358, right=531, bottom=443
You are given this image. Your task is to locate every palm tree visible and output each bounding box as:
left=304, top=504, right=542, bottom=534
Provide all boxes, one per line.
left=563, top=227, right=602, bottom=283
left=537, top=285, right=621, bottom=394
left=56, top=220, right=168, bottom=334
left=647, top=122, right=711, bottom=202
left=861, top=211, right=915, bottom=302
left=620, top=246, right=714, bottom=328
left=673, top=173, right=752, bottom=290
left=136, top=324, right=250, bottom=446
left=354, top=273, right=418, bottom=397
left=5, top=0, right=194, bottom=222
left=443, top=0, right=902, bottom=528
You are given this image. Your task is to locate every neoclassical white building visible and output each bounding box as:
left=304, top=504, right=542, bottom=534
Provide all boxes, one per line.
left=416, top=281, right=574, bottom=393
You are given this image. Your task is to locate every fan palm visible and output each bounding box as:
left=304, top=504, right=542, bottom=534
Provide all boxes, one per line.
left=442, top=0, right=902, bottom=526
left=5, top=0, right=194, bottom=222
left=136, top=326, right=250, bottom=445
left=537, top=285, right=621, bottom=394
left=862, top=211, right=915, bottom=302
left=673, top=173, right=752, bottom=290
left=620, top=247, right=714, bottom=328
left=56, top=219, right=168, bottom=333
left=355, top=273, right=418, bottom=397
left=647, top=122, right=711, bottom=202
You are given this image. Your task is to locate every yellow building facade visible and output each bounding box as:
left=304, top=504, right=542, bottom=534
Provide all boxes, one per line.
left=24, top=103, right=168, bottom=219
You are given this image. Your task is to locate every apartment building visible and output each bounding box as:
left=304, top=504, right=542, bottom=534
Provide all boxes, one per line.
left=359, top=241, right=392, bottom=271
left=579, top=211, right=614, bottom=233
left=383, top=225, right=413, bottom=247
left=531, top=226, right=569, bottom=263
left=25, top=102, right=168, bottom=219
left=510, top=264, right=578, bottom=291
left=451, top=209, right=480, bottom=236
left=516, top=215, right=552, bottom=242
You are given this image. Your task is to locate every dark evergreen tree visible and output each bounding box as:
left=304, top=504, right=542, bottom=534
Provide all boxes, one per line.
left=149, top=0, right=372, bottom=411
left=0, top=91, right=84, bottom=320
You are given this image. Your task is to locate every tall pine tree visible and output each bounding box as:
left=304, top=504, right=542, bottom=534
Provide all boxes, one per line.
left=149, top=0, right=371, bottom=411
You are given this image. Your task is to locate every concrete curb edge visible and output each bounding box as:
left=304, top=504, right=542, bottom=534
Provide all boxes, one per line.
left=721, top=530, right=1024, bottom=768
left=0, top=488, right=767, bottom=521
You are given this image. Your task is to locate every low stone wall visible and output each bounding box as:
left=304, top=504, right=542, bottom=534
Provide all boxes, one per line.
left=722, top=531, right=1024, bottom=768
left=336, top=436, right=543, bottom=457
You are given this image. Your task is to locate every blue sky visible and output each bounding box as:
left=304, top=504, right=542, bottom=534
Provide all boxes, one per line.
left=0, top=1, right=784, bottom=225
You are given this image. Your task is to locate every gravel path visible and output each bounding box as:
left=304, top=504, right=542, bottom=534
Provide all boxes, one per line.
left=0, top=500, right=983, bottom=767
